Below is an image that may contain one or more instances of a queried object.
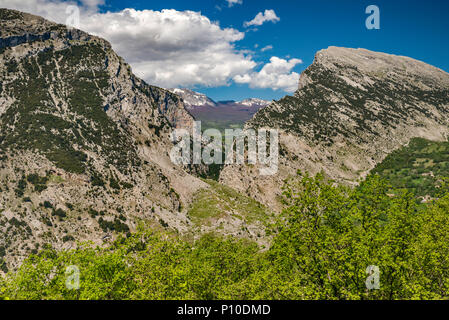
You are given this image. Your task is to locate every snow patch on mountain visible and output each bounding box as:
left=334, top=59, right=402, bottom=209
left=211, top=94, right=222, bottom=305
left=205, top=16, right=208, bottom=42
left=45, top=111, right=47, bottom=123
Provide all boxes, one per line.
left=169, top=88, right=217, bottom=108
left=169, top=88, right=272, bottom=109
left=238, top=98, right=272, bottom=107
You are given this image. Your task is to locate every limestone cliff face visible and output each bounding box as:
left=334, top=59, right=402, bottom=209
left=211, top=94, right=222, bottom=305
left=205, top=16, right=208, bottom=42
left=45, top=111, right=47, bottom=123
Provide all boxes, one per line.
left=0, top=8, right=204, bottom=270
left=220, top=46, right=449, bottom=210
left=148, top=87, right=195, bottom=130
left=0, top=9, right=194, bottom=130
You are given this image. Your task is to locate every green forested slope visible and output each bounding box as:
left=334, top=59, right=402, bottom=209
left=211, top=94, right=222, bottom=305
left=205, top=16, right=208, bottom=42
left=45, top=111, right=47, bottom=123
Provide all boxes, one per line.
left=372, top=137, right=449, bottom=199
left=2, top=174, right=448, bottom=300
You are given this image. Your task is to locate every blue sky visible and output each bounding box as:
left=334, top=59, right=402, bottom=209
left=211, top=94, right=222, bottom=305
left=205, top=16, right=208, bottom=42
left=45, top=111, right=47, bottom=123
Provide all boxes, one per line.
left=99, top=0, right=449, bottom=101
left=3, top=0, right=449, bottom=101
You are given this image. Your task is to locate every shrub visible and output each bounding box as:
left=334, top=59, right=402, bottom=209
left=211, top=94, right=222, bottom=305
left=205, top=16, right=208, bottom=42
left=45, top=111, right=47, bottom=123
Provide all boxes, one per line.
left=43, top=201, right=53, bottom=209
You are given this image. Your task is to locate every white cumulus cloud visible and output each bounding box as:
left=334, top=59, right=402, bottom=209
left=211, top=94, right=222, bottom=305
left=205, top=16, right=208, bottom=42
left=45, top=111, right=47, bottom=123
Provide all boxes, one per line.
left=261, top=45, right=273, bottom=52
left=80, top=8, right=256, bottom=88
left=244, top=9, right=280, bottom=27
left=234, top=57, right=302, bottom=92
left=226, top=0, right=242, bottom=7
left=0, top=0, right=300, bottom=92
left=0, top=0, right=256, bottom=88
left=80, top=0, right=104, bottom=10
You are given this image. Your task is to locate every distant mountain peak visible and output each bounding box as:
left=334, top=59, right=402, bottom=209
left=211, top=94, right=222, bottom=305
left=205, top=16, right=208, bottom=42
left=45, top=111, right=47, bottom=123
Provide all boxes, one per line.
left=238, top=98, right=272, bottom=107
left=168, top=88, right=271, bottom=110
left=168, top=88, right=217, bottom=108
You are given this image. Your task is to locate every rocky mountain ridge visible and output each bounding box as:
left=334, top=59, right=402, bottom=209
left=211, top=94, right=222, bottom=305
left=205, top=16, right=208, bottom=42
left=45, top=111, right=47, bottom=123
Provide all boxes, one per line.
left=2, top=8, right=449, bottom=272
left=220, top=46, right=449, bottom=209
left=0, top=9, right=267, bottom=271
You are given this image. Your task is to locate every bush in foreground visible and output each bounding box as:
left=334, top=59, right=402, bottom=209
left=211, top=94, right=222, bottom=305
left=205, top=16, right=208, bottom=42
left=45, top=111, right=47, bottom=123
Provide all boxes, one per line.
left=1, top=174, right=448, bottom=300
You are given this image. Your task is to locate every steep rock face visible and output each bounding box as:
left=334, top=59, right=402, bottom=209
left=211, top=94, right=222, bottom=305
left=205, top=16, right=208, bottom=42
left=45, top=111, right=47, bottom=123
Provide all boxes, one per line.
left=220, top=46, right=449, bottom=210
left=148, top=88, right=195, bottom=130
left=0, top=9, right=206, bottom=270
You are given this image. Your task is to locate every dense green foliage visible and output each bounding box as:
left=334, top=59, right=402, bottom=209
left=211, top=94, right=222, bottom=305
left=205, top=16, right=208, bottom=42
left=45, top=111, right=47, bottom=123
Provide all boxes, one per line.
left=1, top=174, right=448, bottom=300
left=372, top=137, right=449, bottom=198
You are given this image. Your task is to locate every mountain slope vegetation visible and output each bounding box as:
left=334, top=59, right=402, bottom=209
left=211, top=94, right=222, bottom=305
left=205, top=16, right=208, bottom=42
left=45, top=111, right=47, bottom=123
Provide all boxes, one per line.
left=2, top=174, right=449, bottom=300
left=372, top=137, right=449, bottom=199
left=1, top=9, right=449, bottom=300
left=0, top=8, right=267, bottom=271
left=220, top=46, right=449, bottom=210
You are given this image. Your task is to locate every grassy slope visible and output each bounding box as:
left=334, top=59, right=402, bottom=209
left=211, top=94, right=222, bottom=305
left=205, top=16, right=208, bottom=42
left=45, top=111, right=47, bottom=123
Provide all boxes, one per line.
left=372, top=137, right=449, bottom=199
left=187, top=179, right=271, bottom=227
